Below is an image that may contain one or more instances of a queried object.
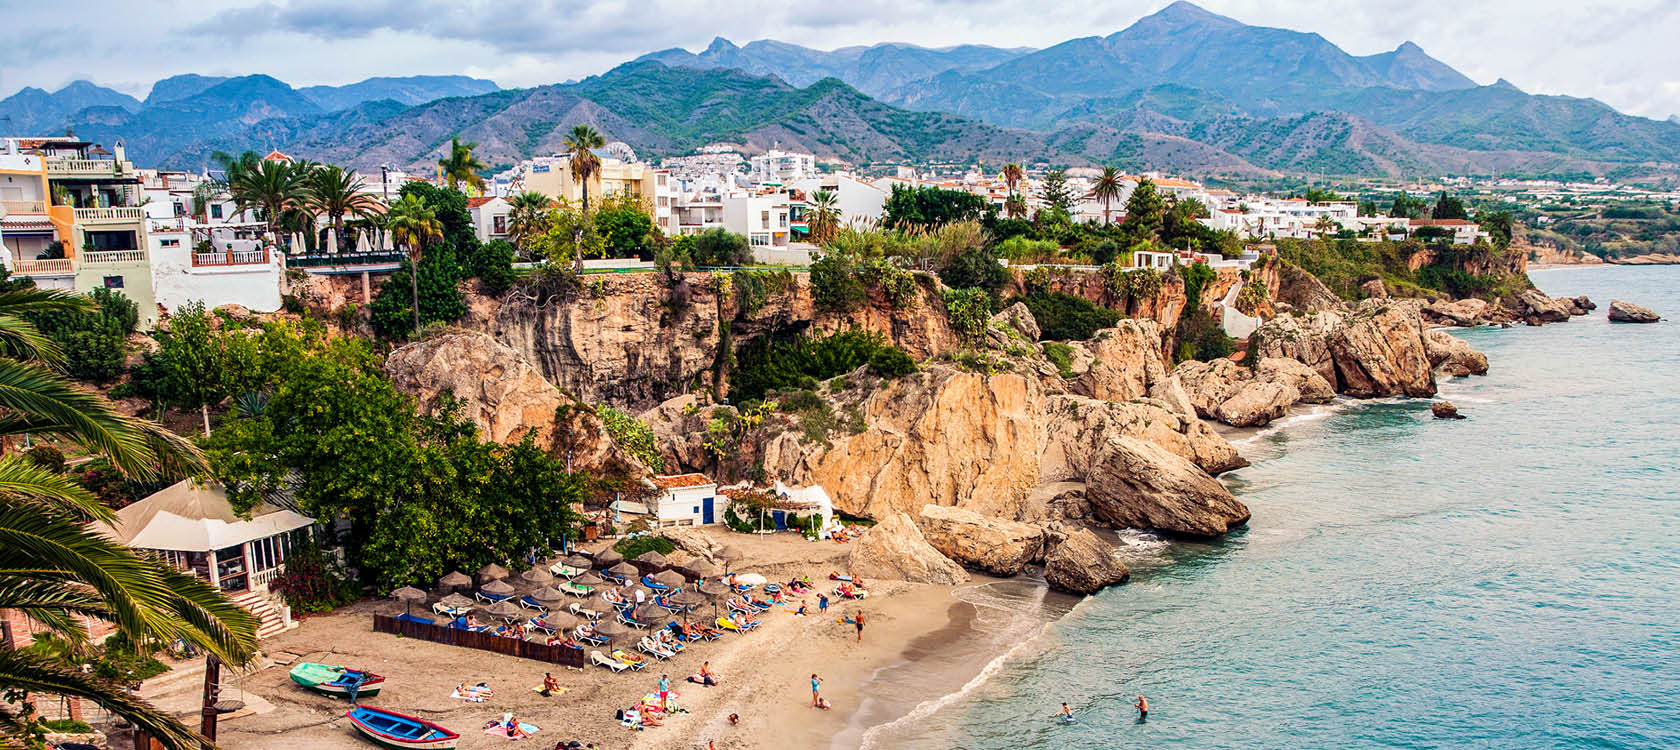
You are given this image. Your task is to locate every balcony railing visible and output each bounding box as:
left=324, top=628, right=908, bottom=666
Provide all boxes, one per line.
left=73, top=207, right=146, bottom=222
left=11, top=259, right=74, bottom=275
left=44, top=158, right=127, bottom=177
left=81, top=250, right=145, bottom=264
left=194, top=249, right=269, bottom=267
left=249, top=566, right=282, bottom=590
left=284, top=251, right=405, bottom=268
left=0, top=199, right=46, bottom=214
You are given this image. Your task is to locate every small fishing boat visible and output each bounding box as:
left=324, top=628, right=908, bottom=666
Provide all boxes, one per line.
left=289, top=663, right=385, bottom=699
left=346, top=706, right=459, bottom=750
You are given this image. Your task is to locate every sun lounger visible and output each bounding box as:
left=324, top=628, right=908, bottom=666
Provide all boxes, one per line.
left=475, top=589, right=515, bottom=604
left=617, top=611, right=652, bottom=629
left=601, top=571, right=627, bottom=585
left=591, top=650, right=629, bottom=672
left=575, top=627, right=608, bottom=647
left=640, top=575, right=668, bottom=591
left=653, top=595, right=686, bottom=613
left=526, top=617, right=556, bottom=634
left=432, top=602, right=469, bottom=617
left=609, top=649, right=647, bottom=670
left=558, top=581, right=593, bottom=597
left=549, top=563, right=584, bottom=578
left=394, top=612, right=435, bottom=625
left=569, top=602, right=600, bottom=620
left=517, top=595, right=549, bottom=613
left=638, top=636, right=675, bottom=659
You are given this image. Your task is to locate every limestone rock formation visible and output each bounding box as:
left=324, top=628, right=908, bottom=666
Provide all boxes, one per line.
left=1038, top=394, right=1248, bottom=478
left=1360, top=278, right=1389, bottom=299
left=1083, top=436, right=1251, bottom=537
left=1423, top=298, right=1491, bottom=327
left=1432, top=401, right=1464, bottom=419
left=1172, top=357, right=1333, bottom=428
left=987, top=302, right=1041, bottom=348
left=1275, top=262, right=1345, bottom=314
left=1254, top=311, right=1342, bottom=386
left=1327, top=299, right=1437, bottom=398
left=848, top=512, right=969, bottom=584
left=1515, top=290, right=1574, bottom=325
left=1567, top=296, right=1597, bottom=315
left=1042, top=527, right=1130, bottom=594
left=1067, top=320, right=1168, bottom=402
left=1608, top=300, right=1661, bottom=323
left=1425, top=330, right=1490, bottom=376
left=916, top=504, right=1045, bottom=576
left=385, top=331, right=566, bottom=444
left=1257, top=358, right=1337, bottom=403
left=1147, top=375, right=1198, bottom=421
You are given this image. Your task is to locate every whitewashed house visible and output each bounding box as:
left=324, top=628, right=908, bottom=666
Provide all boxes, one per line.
left=641, top=473, right=723, bottom=527
left=467, top=196, right=512, bottom=244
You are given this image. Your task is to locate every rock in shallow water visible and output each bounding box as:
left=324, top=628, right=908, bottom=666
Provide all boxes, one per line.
left=917, top=504, right=1045, bottom=576
left=1043, top=527, right=1130, bottom=595
left=848, top=511, right=969, bottom=584
left=1607, top=300, right=1661, bottom=323
left=1084, top=436, right=1251, bottom=537
left=1432, top=401, right=1465, bottom=420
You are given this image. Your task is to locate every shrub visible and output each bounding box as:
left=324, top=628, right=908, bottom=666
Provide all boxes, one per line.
left=1013, top=292, right=1121, bottom=341
left=613, top=535, right=676, bottom=559
left=24, top=287, right=137, bottom=383
left=473, top=239, right=518, bottom=294
left=1175, top=308, right=1234, bottom=364
left=1181, top=262, right=1216, bottom=310
left=42, top=719, right=92, bottom=733
left=942, top=288, right=991, bottom=340
left=24, top=445, right=66, bottom=473
left=993, top=236, right=1060, bottom=262
left=1042, top=341, right=1076, bottom=378
left=867, top=347, right=917, bottom=378
left=691, top=228, right=752, bottom=267
left=732, top=328, right=909, bottom=402
left=599, top=406, right=667, bottom=473
left=269, top=538, right=358, bottom=613
left=939, top=247, right=1010, bottom=297
left=1234, top=282, right=1269, bottom=315
left=810, top=252, right=866, bottom=312
left=89, top=632, right=167, bottom=683
left=779, top=388, right=826, bottom=413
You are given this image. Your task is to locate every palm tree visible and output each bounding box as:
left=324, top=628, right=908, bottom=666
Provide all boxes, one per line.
left=226, top=159, right=306, bottom=243
left=506, top=191, right=552, bottom=255
left=1002, top=163, right=1024, bottom=196
left=808, top=190, right=841, bottom=244
left=304, top=166, right=382, bottom=253
left=1004, top=192, right=1028, bottom=220
left=0, top=288, right=253, bottom=750
left=385, top=194, right=444, bottom=337
left=188, top=181, right=221, bottom=249
left=1092, top=165, right=1124, bottom=226
left=562, top=125, right=606, bottom=212
left=437, top=138, right=486, bottom=193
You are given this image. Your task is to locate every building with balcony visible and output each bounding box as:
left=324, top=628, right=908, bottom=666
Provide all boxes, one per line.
left=1, top=137, right=158, bottom=325
left=495, top=153, right=673, bottom=232
left=748, top=150, right=817, bottom=185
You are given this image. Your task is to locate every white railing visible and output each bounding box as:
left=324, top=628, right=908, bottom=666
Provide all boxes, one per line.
left=81, top=250, right=145, bottom=264
left=44, top=157, right=124, bottom=176
left=73, top=207, right=145, bottom=222
left=12, top=259, right=74, bottom=274
left=249, top=566, right=281, bottom=590
left=0, top=199, right=46, bottom=214
left=194, top=249, right=269, bottom=266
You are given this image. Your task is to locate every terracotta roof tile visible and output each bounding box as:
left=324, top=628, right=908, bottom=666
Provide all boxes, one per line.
left=650, top=473, right=714, bottom=490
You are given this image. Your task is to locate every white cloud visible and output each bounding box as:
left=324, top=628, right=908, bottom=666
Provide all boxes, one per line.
left=1, top=0, right=1676, bottom=121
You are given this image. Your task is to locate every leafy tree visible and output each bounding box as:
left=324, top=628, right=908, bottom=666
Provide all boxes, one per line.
left=938, top=246, right=1009, bottom=298
left=153, top=301, right=222, bottom=436
left=1014, top=291, right=1122, bottom=341
left=1431, top=191, right=1469, bottom=220
left=691, top=228, right=751, bottom=267
left=473, top=239, right=518, bottom=294
left=1124, top=177, right=1168, bottom=238
left=1479, top=210, right=1514, bottom=248
left=593, top=193, right=656, bottom=259
left=369, top=245, right=466, bottom=339
left=437, top=137, right=487, bottom=193
left=24, top=288, right=136, bottom=384
left=1091, top=166, right=1124, bottom=225
left=507, top=191, right=552, bottom=256
left=304, top=165, right=381, bottom=252
left=1300, top=188, right=1345, bottom=203
left=881, top=184, right=987, bottom=229
left=1003, top=192, right=1027, bottom=220
left=730, top=328, right=906, bottom=402
left=398, top=182, right=477, bottom=255
left=1001, top=163, right=1024, bottom=195
left=226, top=158, right=305, bottom=240
left=810, top=252, right=866, bottom=312
left=384, top=194, right=445, bottom=337
left=1036, top=169, right=1074, bottom=221
left=1389, top=193, right=1431, bottom=219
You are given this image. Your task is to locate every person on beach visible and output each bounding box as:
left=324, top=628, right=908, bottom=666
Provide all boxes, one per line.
left=699, top=661, right=717, bottom=686
left=818, top=593, right=829, bottom=613
left=540, top=672, right=559, bottom=697
left=811, top=674, right=823, bottom=708
left=1135, top=695, right=1148, bottom=721
left=728, top=712, right=739, bottom=726
left=854, top=610, right=866, bottom=642
left=658, top=674, right=671, bottom=706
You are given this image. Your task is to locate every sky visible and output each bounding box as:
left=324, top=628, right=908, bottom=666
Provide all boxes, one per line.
left=2, top=0, right=1677, bottom=121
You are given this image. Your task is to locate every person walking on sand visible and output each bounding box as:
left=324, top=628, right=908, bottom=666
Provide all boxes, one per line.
left=1135, top=695, right=1148, bottom=721
left=818, top=593, right=829, bottom=614
left=811, top=674, right=823, bottom=708
left=854, top=610, right=866, bottom=642
left=658, top=674, right=671, bottom=707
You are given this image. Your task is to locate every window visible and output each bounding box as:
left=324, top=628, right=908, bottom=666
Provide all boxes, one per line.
left=159, top=238, right=180, bottom=247
left=103, top=276, right=124, bottom=289
left=492, top=215, right=507, bottom=234
left=760, top=210, right=769, bottom=228
left=210, top=204, right=223, bottom=219
left=173, top=202, right=185, bottom=217
left=750, top=233, right=770, bottom=247
left=249, top=535, right=289, bottom=572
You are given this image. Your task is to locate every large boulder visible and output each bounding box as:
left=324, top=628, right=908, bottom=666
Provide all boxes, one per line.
left=1275, top=262, right=1344, bottom=314
left=1608, top=300, right=1661, bottom=323
left=1256, top=358, right=1336, bottom=403
left=1423, top=298, right=1491, bottom=327
left=1515, top=290, right=1573, bottom=325
left=848, top=512, right=969, bottom=584
left=1425, top=330, right=1490, bottom=376
left=1146, top=375, right=1198, bottom=421
left=1083, top=436, right=1251, bottom=537
left=1254, top=310, right=1342, bottom=386
left=1172, top=357, right=1333, bottom=428
left=987, top=302, right=1041, bottom=348
left=917, top=504, right=1046, bottom=576
left=1328, top=299, right=1436, bottom=398
left=1042, top=527, right=1130, bottom=595
left=1173, top=358, right=1248, bottom=418
left=1213, top=380, right=1296, bottom=428
left=1068, top=320, right=1169, bottom=402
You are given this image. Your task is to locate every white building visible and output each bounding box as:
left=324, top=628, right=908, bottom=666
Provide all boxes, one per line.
left=1408, top=218, right=1487, bottom=244
left=642, top=473, right=724, bottom=527
left=747, top=150, right=816, bottom=185
left=788, top=173, right=888, bottom=225
left=467, top=196, right=512, bottom=244
left=724, top=191, right=793, bottom=249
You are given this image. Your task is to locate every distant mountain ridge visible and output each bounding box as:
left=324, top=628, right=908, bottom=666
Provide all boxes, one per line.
left=635, top=37, right=1033, bottom=99
left=0, top=81, right=140, bottom=134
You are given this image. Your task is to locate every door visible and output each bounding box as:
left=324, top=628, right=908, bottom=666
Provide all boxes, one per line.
left=701, top=496, right=714, bottom=525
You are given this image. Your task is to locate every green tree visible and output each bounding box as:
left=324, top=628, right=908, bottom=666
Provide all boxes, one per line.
left=304, top=165, right=382, bottom=252
left=881, top=185, right=987, bottom=229
left=437, top=137, right=487, bottom=193
left=1036, top=169, right=1074, bottom=221
left=809, top=252, right=866, bottom=313
left=1431, top=191, right=1469, bottom=220
left=507, top=191, right=552, bottom=256
left=939, top=246, right=1009, bottom=299
left=593, top=193, right=655, bottom=260
left=1389, top=193, right=1430, bottom=219
left=1478, top=210, right=1514, bottom=248
left=808, top=189, right=840, bottom=244
left=153, top=301, right=222, bottom=436
left=1091, top=166, right=1124, bottom=225
left=473, top=239, right=518, bottom=294
left=384, top=194, right=445, bottom=337
left=1001, top=163, right=1024, bottom=196
left=692, top=228, right=751, bottom=267
left=1003, top=192, right=1027, bottom=220
left=226, top=158, right=305, bottom=240
left=1124, top=177, right=1167, bottom=239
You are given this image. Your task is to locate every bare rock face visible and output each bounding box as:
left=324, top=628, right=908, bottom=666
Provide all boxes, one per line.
left=1254, top=311, right=1342, bottom=386
left=1147, top=374, right=1198, bottom=421
left=916, top=504, right=1045, bottom=576
left=1084, top=436, right=1251, bottom=538
left=1328, top=299, right=1437, bottom=398
left=1173, top=357, right=1333, bottom=428
left=848, top=511, right=969, bottom=584
left=1068, top=320, right=1169, bottom=402
left=1038, top=395, right=1249, bottom=478
left=1425, top=330, right=1490, bottom=376
left=1042, top=527, right=1130, bottom=595
left=1432, top=401, right=1465, bottom=420
left=987, top=302, right=1041, bottom=349
left=1360, top=278, right=1389, bottom=299
left=1275, top=262, right=1345, bottom=314
left=1423, top=298, right=1491, bottom=327
left=1570, top=296, right=1597, bottom=313
left=1515, top=290, right=1574, bottom=325
left=1608, top=300, right=1661, bottom=323
left=385, top=331, right=559, bottom=442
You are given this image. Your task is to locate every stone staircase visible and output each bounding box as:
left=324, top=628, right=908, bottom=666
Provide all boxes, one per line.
left=229, top=590, right=293, bottom=640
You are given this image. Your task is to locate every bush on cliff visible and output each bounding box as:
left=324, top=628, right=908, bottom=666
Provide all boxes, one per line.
left=938, top=247, right=1010, bottom=301
left=731, top=328, right=912, bottom=402
left=1011, top=291, right=1121, bottom=341
left=369, top=245, right=468, bottom=340
left=473, top=239, right=518, bottom=294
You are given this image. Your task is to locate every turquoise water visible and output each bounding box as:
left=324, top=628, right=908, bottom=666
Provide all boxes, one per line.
left=880, top=266, right=1680, bottom=749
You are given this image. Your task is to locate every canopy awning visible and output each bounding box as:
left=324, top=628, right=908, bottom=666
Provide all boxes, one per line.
left=93, top=479, right=314, bottom=552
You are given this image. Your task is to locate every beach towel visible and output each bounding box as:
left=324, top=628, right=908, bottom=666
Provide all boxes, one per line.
left=837, top=615, right=856, bottom=625
left=530, top=685, right=569, bottom=696
left=451, top=686, right=495, bottom=702
left=483, top=722, right=540, bottom=739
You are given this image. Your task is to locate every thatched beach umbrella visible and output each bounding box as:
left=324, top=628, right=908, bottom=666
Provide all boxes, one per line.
left=635, top=550, right=669, bottom=569
left=652, top=570, right=686, bottom=589
left=520, top=567, right=554, bottom=585
left=541, top=610, right=581, bottom=631
left=682, top=558, right=720, bottom=580
left=477, top=563, right=510, bottom=587
left=485, top=600, right=523, bottom=619
left=608, top=562, right=640, bottom=579
left=574, top=571, right=605, bottom=587
left=439, top=593, right=474, bottom=610
left=697, top=580, right=730, bottom=599
left=625, top=584, right=653, bottom=603
left=480, top=579, right=516, bottom=596
left=390, top=586, right=426, bottom=615
left=439, top=571, right=471, bottom=593
left=671, top=589, right=706, bottom=608
left=593, top=618, right=630, bottom=642
left=532, top=585, right=565, bottom=605
left=717, top=546, right=744, bottom=573
left=633, top=603, right=666, bottom=623
left=565, top=554, right=593, bottom=570
left=584, top=593, right=615, bottom=617
left=594, top=548, right=624, bottom=566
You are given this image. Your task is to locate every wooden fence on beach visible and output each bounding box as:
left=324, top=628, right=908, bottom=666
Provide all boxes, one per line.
left=371, top=614, right=586, bottom=668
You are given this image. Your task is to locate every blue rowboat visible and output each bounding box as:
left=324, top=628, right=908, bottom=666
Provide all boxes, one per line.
left=346, top=706, right=458, bottom=750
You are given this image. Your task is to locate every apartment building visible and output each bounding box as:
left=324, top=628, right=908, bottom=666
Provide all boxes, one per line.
left=786, top=174, right=888, bottom=225
left=747, top=150, right=817, bottom=185
left=496, top=152, right=674, bottom=233
left=0, top=137, right=159, bottom=326
left=723, top=191, right=793, bottom=248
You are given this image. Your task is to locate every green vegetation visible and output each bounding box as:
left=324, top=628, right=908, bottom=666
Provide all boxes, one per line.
left=1012, top=292, right=1122, bottom=341
left=599, top=406, right=667, bottom=473
left=881, top=184, right=989, bottom=229
left=1274, top=237, right=1529, bottom=300
left=613, top=535, right=677, bottom=559
left=1042, top=341, right=1076, bottom=378
left=691, top=227, right=753, bottom=267
left=942, top=288, right=992, bottom=340
left=16, top=284, right=137, bottom=384
left=270, top=538, right=358, bottom=613
left=730, top=328, right=913, bottom=402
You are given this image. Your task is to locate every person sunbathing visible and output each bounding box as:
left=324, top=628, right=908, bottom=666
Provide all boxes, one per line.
left=541, top=673, right=560, bottom=696
left=728, top=611, right=759, bottom=628
left=656, top=630, right=683, bottom=651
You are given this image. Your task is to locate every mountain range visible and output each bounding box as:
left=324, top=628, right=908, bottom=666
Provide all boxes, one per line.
left=7, top=1, right=1677, bottom=181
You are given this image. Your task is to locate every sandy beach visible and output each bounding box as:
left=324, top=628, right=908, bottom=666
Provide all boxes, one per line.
left=209, top=529, right=1003, bottom=750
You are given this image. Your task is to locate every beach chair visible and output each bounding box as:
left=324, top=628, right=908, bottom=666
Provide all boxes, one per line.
left=727, top=598, right=759, bottom=615
left=526, top=617, right=557, bottom=635
left=714, top=616, right=742, bottom=633
left=601, top=571, right=627, bottom=585
left=475, top=589, right=515, bottom=604
left=432, top=602, right=468, bottom=618
left=641, top=575, right=668, bottom=592
left=559, top=581, right=593, bottom=597
left=591, top=650, right=629, bottom=672
left=617, top=611, right=652, bottom=630
left=575, top=626, right=608, bottom=646
left=653, top=595, right=686, bottom=613
left=609, top=649, right=647, bottom=671
left=569, top=602, right=600, bottom=620
left=517, top=595, right=548, bottom=613
left=748, top=596, right=774, bottom=611
left=549, top=562, right=584, bottom=578
left=638, top=636, right=675, bottom=660
left=393, top=612, right=435, bottom=625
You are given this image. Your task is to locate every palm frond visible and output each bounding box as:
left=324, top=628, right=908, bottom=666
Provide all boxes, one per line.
left=0, top=457, right=110, bottom=522
left=0, top=360, right=204, bottom=480
left=0, top=648, right=204, bottom=749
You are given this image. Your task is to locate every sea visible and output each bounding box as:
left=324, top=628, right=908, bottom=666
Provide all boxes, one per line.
left=863, top=265, right=1680, bottom=749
